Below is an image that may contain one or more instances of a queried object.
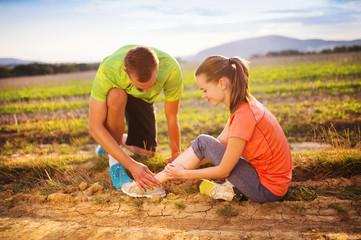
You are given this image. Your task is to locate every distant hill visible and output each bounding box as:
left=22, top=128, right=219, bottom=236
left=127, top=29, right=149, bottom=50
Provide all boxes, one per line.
left=184, top=35, right=361, bottom=61
left=0, top=58, right=43, bottom=66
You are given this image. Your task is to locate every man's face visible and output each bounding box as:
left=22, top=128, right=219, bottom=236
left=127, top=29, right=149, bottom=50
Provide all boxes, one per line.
left=128, top=69, right=157, bottom=93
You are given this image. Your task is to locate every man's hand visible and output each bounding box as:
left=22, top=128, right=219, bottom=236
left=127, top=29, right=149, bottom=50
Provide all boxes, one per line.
left=129, top=162, right=160, bottom=191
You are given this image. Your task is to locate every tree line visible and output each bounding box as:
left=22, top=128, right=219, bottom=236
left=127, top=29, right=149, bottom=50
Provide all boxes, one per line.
left=0, top=63, right=99, bottom=78
left=251, top=45, right=361, bottom=58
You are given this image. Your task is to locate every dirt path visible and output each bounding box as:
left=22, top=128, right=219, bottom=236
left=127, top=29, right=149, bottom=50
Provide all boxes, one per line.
left=1, top=178, right=360, bottom=240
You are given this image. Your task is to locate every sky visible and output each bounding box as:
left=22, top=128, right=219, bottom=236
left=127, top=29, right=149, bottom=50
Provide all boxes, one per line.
left=0, top=0, right=361, bottom=63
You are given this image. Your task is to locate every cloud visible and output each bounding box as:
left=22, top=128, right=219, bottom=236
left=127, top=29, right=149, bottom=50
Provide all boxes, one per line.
left=71, top=0, right=224, bottom=17
left=192, top=7, right=224, bottom=16
left=263, top=9, right=311, bottom=14
left=134, top=5, right=224, bottom=16
left=275, top=15, right=356, bottom=25
left=262, top=7, right=361, bottom=25
left=329, top=0, right=361, bottom=3
left=123, top=3, right=224, bottom=17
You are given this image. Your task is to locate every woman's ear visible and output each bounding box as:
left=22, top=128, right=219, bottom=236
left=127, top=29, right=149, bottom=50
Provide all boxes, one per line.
left=219, top=78, right=228, bottom=90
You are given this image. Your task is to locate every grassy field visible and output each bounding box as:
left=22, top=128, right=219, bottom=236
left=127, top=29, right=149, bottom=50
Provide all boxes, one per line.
left=0, top=52, right=360, bottom=200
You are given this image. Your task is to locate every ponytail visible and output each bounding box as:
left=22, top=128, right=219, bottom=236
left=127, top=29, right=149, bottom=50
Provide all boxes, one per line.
left=228, top=57, right=252, bottom=113
left=195, top=55, right=252, bottom=114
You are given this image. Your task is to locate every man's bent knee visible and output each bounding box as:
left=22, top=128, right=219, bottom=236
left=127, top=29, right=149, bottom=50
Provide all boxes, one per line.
left=107, top=88, right=127, bottom=109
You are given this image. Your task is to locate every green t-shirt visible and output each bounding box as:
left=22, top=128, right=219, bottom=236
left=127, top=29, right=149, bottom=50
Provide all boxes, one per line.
left=91, top=45, right=183, bottom=103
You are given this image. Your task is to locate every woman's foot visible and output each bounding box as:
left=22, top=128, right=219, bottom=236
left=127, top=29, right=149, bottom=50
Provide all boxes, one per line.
left=197, top=179, right=243, bottom=201
left=121, top=181, right=166, bottom=198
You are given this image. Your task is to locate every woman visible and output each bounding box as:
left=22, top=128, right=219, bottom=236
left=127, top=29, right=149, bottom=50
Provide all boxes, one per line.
left=122, top=56, right=293, bottom=203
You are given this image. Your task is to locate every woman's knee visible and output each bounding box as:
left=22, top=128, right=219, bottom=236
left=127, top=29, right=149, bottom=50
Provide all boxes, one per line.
left=107, top=88, right=127, bottom=109
left=191, top=134, right=224, bottom=162
left=192, top=134, right=213, bottom=150
left=195, top=134, right=217, bottom=146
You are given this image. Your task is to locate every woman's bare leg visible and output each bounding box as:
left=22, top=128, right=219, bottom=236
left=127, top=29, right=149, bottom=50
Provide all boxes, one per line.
left=154, top=146, right=200, bottom=183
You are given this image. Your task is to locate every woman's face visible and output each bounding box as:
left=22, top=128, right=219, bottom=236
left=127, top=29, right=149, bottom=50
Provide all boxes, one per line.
left=195, top=74, right=226, bottom=106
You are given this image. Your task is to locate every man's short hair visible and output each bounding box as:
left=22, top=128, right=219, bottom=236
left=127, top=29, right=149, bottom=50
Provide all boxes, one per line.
left=124, top=47, right=159, bottom=82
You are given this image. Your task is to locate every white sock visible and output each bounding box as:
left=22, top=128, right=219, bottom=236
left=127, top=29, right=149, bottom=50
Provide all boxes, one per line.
left=109, top=154, right=119, bottom=167
left=109, top=144, right=125, bottom=167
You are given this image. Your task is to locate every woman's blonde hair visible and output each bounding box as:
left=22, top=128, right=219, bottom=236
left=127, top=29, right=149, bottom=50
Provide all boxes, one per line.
left=195, top=55, right=252, bottom=114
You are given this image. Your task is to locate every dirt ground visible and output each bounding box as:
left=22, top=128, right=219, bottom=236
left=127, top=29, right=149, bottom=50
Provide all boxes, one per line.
left=1, top=175, right=360, bottom=240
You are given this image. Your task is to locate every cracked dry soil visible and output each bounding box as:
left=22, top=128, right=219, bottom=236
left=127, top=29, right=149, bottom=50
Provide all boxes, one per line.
left=0, top=178, right=361, bottom=240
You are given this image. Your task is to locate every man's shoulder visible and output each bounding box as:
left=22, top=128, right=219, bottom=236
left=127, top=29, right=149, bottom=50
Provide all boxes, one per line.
left=157, top=53, right=181, bottom=74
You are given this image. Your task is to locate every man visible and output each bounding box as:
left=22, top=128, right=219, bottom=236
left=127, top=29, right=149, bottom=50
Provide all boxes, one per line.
left=89, top=45, right=182, bottom=193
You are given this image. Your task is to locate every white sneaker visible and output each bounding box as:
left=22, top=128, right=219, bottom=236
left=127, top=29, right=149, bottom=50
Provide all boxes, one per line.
left=197, top=179, right=241, bottom=201
left=121, top=181, right=166, bottom=198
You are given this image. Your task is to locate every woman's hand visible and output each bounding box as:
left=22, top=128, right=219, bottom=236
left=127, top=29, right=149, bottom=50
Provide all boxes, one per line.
left=164, top=162, right=186, bottom=179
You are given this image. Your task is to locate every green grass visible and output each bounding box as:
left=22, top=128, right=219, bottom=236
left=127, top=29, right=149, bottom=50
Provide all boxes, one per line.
left=292, top=149, right=361, bottom=180
left=285, top=184, right=361, bottom=203
left=1, top=117, right=88, bottom=134
left=249, top=61, right=361, bottom=84
left=1, top=61, right=359, bottom=103
left=0, top=98, right=89, bottom=114
left=173, top=200, right=186, bottom=209
left=183, top=186, right=197, bottom=194
left=38, top=181, right=64, bottom=196
left=95, top=196, right=109, bottom=204
left=319, top=185, right=361, bottom=202
left=0, top=79, right=93, bottom=103
left=216, top=204, right=238, bottom=217
left=1, top=136, right=94, bottom=156
left=293, top=201, right=308, bottom=213
left=0, top=118, right=91, bottom=151
left=91, top=154, right=109, bottom=172
left=178, top=61, right=361, bottom=88
left=252, top=80, right=361, bottom=98
left=329, top=202, right=353, bottom=212
left=0, top=154, right=93, bottom=185
left=284, top=186, right=318, bottom=201
left=127, top=197, right=144, bottom=212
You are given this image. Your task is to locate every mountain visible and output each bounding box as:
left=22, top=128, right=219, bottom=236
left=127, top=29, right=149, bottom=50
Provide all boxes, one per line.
left=184, top=35, right=361, bottom=61
left=0, top=58, right=43, bottom=66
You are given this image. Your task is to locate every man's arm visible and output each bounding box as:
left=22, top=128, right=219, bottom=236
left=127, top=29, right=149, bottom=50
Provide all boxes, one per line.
left=88, top=96, right=160, bottom=190
left=164, top=99, right=181, bottom=164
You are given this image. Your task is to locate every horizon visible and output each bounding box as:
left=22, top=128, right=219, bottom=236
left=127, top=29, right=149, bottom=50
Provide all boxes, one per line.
left=1, top=34, right=361, bottom=64
left=1, top=0, right=361, bottom=63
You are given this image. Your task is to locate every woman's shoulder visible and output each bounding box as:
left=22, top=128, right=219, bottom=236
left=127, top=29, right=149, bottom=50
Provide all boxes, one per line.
left=232, top=99, right=265, bottom=122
